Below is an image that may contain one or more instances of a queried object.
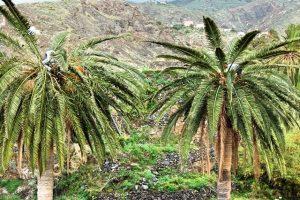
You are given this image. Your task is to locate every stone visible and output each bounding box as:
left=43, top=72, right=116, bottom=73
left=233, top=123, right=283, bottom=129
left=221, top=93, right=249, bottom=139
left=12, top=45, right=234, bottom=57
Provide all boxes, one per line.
left=141, top=184, right=149, bottom=190
left=0, top=187, right=8, bottom=195
left=161, top=160, right=170, bottom=166
left=15, top=185, right=34, bottom=200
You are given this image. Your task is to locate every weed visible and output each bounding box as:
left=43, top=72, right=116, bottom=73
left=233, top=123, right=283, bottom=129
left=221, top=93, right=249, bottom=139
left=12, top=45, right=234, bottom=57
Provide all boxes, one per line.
left=0, top=179, right=23, bottom=193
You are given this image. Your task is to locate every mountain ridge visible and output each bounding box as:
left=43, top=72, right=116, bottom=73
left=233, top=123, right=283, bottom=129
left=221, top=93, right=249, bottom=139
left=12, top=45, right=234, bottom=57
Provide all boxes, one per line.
left=134, top=0, right=300, bottom=31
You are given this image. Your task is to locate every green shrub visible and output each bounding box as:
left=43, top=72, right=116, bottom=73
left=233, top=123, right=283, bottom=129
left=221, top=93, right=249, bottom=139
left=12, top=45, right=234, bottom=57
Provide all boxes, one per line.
left=154, top=172, right=216, bottom=192
left=0, top=194, right=21, bottom=200
left=0, top=179, right=23, bottom=193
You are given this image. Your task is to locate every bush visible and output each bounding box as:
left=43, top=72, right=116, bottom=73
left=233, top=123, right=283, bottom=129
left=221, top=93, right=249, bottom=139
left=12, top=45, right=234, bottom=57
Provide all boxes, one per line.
left=0, top=179, right=23, bottom=193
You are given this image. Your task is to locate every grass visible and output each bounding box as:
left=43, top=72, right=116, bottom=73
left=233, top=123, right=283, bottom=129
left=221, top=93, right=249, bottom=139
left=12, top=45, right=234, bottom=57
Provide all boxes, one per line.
left=0, top=179, right=23, bottom=193
left=284, top=130, right=300, bottom=183
left=54, top=128, right=215, bottom=199
left=232, top=131, right=300, bottom=199
left=53, top=128, right=300, bottom=199
left=0, top=195, right=22, bottom=200
left=0, top=179, right=23, bottom=200
left=1, top=127, right=297, bottom=199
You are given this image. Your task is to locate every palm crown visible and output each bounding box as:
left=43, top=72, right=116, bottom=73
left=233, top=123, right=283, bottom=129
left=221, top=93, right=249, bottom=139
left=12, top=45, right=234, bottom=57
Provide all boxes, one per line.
left=0, top=0, right=143, bottom=174
left=271, top=24, right=300, bottom=88
left=151, top=16, right=300, bottom=188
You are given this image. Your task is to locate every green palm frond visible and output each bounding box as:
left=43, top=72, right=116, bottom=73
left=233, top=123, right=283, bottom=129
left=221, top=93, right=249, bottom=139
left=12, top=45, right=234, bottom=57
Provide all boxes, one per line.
left=203, top=16, right=222, bottom=49
left=0, top=0, right=40, bottom=58
left=207, top=86, right=224, bottom=138
left=50, top=31, right=69, bottom=51
left=0, top=4, right=143, bottom=175
left=149, top=41, right=204, bottom=59
left=0, top=32, right=21, bottom=50
left=151, top=16, right=300, bottom=175
left=228, top=30, right=260, bottom=65
left=75, top=34, right=129, bottom=55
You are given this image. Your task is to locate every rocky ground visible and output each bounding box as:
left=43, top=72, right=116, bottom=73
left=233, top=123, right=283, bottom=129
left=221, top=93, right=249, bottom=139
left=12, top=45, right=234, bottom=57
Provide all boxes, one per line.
left=97, top=189, right=213, bottom=200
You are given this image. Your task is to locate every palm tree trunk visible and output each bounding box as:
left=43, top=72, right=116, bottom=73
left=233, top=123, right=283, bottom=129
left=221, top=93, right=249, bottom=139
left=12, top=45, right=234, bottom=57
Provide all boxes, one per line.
left=252, top=130, right=260, bottom=180
left=232, top=131, right=240, bottom=175
left=204, top=128, right=211, bottom=174
left=37, top=147, right=54, bottom=200
left=202, top=120, right=211, bottom=174
left=217, top=111, right=233, bottom=200
left=193, top=119, right=211, bottom=174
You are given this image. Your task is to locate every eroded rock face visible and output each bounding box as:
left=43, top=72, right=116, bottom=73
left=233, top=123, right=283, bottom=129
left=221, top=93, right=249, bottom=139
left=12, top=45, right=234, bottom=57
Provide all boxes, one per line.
left=13, top=0, right=207, bottom=68
left=216, top=1, right=288, bottom=31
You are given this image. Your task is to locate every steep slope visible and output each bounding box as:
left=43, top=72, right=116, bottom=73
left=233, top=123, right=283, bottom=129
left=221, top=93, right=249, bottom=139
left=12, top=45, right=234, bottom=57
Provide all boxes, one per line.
left=172, top=0, right=254, bottom=11
left=13, top=0, right=206, bottom=67
left=135, top=3, right=204, bottom=26
left=135, top=0, right=300, bottom=31
left=215, top=0, right=300, bottom=31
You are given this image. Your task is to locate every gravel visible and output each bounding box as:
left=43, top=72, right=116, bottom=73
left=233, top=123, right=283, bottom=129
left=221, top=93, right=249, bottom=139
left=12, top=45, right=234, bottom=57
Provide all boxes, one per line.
left=97, top=189, right=213, bottom=200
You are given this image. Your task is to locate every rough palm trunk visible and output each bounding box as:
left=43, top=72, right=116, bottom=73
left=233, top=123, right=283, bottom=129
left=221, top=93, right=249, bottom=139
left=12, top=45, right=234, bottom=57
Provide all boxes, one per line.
left=203, top=125, right=211, bottom=174
left=252, top=130, right=260, bottom=180
left=201, top=120, right=211, bottom=174
left=217, top=109, right=233, bottom=200
left=232, top=131, right=240, bottom=175
left=37, top=147, right=54, bottom=200
left=193, top=119, right=211, bottom=174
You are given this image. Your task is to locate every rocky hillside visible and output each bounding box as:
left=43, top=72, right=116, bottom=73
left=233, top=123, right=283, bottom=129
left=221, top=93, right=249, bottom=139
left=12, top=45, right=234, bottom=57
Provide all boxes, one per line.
left=7, top=0, right=297, bottom=68
left=215, top=0, right=300, bottom=31
left=12, top=0, right=208, bottom=67
left=172, top=0, right=254, bottom=11
left=135, top=0, right=300, bottom=31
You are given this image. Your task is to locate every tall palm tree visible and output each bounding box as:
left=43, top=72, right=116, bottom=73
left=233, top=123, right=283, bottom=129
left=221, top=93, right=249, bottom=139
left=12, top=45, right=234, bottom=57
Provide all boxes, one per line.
left=0, top=1, right=143, bottom=199
left=150, top=17, right=300, bottom=199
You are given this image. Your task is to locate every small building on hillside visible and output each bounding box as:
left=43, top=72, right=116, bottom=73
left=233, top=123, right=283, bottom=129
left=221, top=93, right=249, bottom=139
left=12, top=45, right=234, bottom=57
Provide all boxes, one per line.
left=195, top=23, right=204, bottom=29
left=183, top=20, right=194, bottom=27
left=237, top=31, right=245, bottom=37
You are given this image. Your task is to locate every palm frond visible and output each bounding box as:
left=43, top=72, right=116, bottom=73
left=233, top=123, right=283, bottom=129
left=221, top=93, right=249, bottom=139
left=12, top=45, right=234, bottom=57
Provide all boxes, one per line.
left=203, top=16, right=222, bottom=48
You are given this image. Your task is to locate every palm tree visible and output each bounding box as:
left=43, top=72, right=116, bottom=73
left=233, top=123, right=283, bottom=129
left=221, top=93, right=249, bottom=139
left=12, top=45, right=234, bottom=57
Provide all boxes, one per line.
left=150, top=17, right=300, bottom=199
left=0, top=1, right=142, bottom=199
left=252, top=25, right=300, bottom=89
left=272, top=24, right=300, bottom=88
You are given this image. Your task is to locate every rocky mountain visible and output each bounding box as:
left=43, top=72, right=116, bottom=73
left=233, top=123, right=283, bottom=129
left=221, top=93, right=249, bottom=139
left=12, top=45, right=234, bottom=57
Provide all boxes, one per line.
left=172, top=0, right=254, bottom=11
left=6, top=0, right=298, bottom=68
left=214, top=0, right=300, bottom=31
left=13, top=0, right=209, bottom=68
left=134, top=0, right=300, bottom=31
